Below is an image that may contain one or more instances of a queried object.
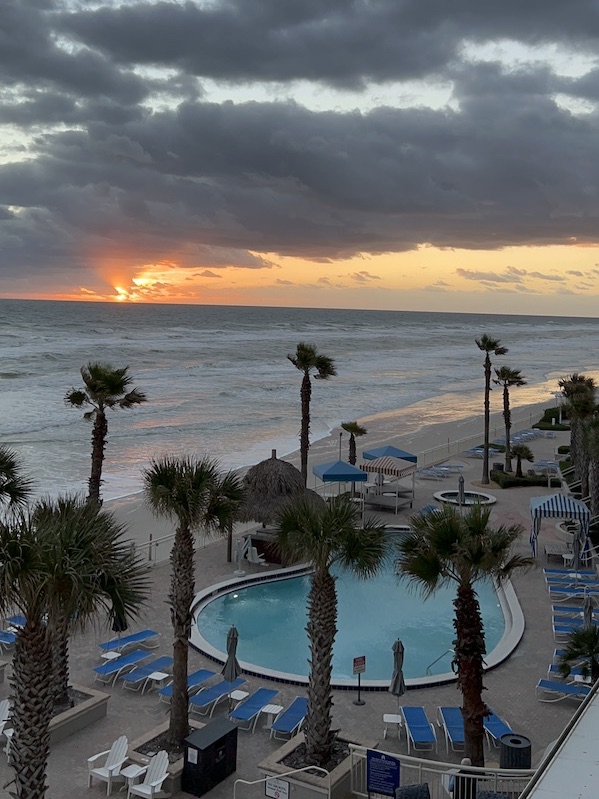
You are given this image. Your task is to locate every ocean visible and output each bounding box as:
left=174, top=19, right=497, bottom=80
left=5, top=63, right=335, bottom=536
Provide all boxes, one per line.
left=1, top=299, right=598, bottom=501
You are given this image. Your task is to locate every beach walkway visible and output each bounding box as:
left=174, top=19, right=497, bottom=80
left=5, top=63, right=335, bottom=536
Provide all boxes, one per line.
left=0, top=430, right=582, bottom=798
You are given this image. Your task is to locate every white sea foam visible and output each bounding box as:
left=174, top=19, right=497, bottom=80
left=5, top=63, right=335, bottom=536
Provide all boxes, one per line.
left=1, top=299, right=598, bottom=501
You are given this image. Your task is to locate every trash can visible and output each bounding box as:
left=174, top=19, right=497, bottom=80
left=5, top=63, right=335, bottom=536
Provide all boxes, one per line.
left=493, top=462, right=504, bottom=472
left=182, top=717, right=238, bottom=797
left=499, top=734, right=531, bottom=769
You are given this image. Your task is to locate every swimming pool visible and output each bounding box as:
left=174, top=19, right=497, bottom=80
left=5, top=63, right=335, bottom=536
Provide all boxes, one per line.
left=192, top=563, right=510, bottom=688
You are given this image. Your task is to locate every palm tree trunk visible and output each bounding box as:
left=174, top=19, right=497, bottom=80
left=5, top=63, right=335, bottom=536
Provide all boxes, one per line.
left=49, top=614, right=71, bottom=710
left=10, top=620, right=53, bottom=799
left=88, top=410, right=107, bottom=504
left=482, top=355, right=491, bottom=485
left=168, top=525, right=194, bottom=746
left=348, top=434, right=356, bottom=466
left=515, top=456, right=523, bottom=479
left=300, top=372, right=312, bottom=486
left=453, top=584, right=487, bottom=767
left=305, top=568, right=336, bottom=765
left=589, top=459, right=599, bottom=519
left=503, top=385, right=512, bottom=473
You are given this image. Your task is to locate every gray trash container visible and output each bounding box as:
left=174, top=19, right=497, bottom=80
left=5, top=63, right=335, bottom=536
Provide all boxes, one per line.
left=499, top=734, right=531, bottom=769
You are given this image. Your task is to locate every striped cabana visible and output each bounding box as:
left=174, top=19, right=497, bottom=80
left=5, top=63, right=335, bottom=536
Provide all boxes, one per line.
left=529, top=493, right=590, bottom=558
left=359, top=456, right=417, bottom=480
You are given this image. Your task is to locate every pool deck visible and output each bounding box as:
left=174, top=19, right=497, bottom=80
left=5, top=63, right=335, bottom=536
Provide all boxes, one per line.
left=0, top=430, right=584, bottom=798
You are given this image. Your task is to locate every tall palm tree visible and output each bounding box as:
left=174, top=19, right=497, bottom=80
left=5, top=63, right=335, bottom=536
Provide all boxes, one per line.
left=341, top=421, right=367, bottom=465
left=288, top=343, right=336, bottom=485
left=559, top=373, right=596, bottom=497
left=31, top=496, right=150, bottom=710
left=475, top=336, right=508, bottom=485
left=275, top=496, right=390, bottom=766
left=0, top=445, right=33, bottom=514
left=65, top=363, right=147, bottom=504
left=558, top=626, right=599, bottom=683
left=396, top=504, right=531, bottom=766
left=586, top=419, right=599, bottom=519
left=493, top=367, right=527, bottom=473
left=511, top=444, right=534, bottom=478
left=0, top=500, right=149, bottom=799
left=143, top=456, right=244, bottom=747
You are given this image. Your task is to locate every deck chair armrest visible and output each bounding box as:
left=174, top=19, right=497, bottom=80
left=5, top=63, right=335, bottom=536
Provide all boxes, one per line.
left=106, top=758, right=127, bottom=775
left=148, top=776, right=167, bottom=788
left=87, top=750, right=110, bottom=766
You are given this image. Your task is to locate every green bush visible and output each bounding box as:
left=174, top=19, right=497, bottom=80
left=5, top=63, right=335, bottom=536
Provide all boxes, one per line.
left=557, top=445, right=571, bottom=455
left=532, top=407, right=570, bottom=431
left=490, top=470, right=562, bottom=489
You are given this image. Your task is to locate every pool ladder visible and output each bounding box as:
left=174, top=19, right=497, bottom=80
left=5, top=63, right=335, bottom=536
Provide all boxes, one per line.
left=426, top=648, right=454, bottom=675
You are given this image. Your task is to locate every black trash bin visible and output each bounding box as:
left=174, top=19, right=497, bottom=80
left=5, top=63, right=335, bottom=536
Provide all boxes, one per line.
left=499, top=734, right=531, bottom=769
left=182, top=717, right=238, bottom=797
left=493, top=462, right=504, bottom=472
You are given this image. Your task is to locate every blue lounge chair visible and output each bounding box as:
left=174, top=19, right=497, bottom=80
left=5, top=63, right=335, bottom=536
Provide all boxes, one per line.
left=544, top=569, right=595, bottom=576
left=549, top=586, right=599, bottom=600
left=552, top=605, right=599, bottom=617
left=545, top=576, right=599, bottom=586
left=189, top=678, right=246, bottom=717
left=400, top=707, right=437, bottom=754
left=483, top=710, right=512, bottom=747
left=0, top=631, right=16, bottom=651
left=93, top=649, right=150, bottom=685
left=158, top=668, right=216, bottom=703
left=437, top=707, right=465, bottom=752
left=270, top=697, right=308, bottom=740
left=119, top=656, right=173, bottom=693
left=228, top=688, right=279, bottom=732
left=98, top=629, right=159, bottom=654
left=5, top=615, right=25, bottom=629
left=547, top=664, right=584, bottom=679
left=536, top=679, right=591, bottom=702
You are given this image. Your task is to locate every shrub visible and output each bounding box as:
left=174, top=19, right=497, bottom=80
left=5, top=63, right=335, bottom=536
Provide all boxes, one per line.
left=490, top=470, right=561, bottom=489
left=532, top=407, right=570, bottom=431
left=557, top=445, right=571, bottom=455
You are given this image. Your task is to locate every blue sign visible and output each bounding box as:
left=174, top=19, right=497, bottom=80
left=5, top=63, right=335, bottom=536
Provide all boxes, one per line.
left=366, top=750, right=400, bottom=797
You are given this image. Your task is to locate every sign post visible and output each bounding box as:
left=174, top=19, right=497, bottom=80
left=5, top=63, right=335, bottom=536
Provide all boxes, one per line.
left=353, top=655, right=366, bottom=706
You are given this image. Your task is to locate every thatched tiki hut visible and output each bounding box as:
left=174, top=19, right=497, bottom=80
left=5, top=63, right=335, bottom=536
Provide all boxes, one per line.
left=238, top=450, right=325, bottom=564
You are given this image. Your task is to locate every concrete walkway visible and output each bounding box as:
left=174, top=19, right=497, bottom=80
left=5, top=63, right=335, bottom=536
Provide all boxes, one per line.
left=0, top=431, right=583, bottom=798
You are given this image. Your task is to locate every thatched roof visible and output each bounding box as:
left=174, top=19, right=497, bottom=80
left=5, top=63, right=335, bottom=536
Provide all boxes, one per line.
left=239, top=450, right=325, bottom=524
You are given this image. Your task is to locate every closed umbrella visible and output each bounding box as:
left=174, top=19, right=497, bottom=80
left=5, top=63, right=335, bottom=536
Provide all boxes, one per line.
left=571, top=524, right=584, bottom=573
left=389, top=639, right=407, bottom=709
left=583, top=591, right=595, bottom=629
left=458, top=475, right=465, bottom=509
left=222, top=625, right=241, bottom=683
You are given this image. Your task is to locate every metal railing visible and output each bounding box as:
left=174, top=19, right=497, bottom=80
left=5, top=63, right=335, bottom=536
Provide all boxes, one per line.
left=349, top=745, right=535, bottom=799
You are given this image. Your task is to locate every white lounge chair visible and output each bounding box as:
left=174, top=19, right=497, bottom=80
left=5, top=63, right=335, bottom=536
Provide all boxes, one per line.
left=127, top=750, right=171, bottom=798
left=87, top=734, right=128, bottom=795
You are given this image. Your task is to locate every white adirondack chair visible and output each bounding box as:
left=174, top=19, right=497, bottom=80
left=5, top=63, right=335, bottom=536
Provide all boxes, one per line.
left=127, top=750, right=170, bottom=799
left=87, top=734, right=129, bottom=795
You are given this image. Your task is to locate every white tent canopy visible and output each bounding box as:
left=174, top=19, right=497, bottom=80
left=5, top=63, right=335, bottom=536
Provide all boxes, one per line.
left=529, top=493, right=590, bottom=558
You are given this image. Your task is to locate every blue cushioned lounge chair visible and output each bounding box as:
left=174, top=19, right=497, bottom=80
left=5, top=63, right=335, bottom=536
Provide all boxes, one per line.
left=98, top=629, right=159, bottom=653
left=536, top=679, right=591, bottom=702
left=158, top=668, right=216, bottom=704
left=400, top=707, right=437, bottom=754
left=93, top=649, right=150, bottom=685
left=119, top=656, right=173, bottom=693
left=437, top=707, right=465, bottom=752
left=483, top=710, right=512, bottom=747
left=189, top=678, right=246, bottom=717
left=270, top=697, right=308, bottom=740
left=228, top=687, right=279, bottom=732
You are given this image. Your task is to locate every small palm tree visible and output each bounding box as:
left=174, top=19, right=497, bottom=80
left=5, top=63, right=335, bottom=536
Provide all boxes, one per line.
left=396, top=504, right=531, bottom=766
left=65, top=363, right=147, bottom=504
left=275, top=495, right=390, bottom=766
left=493, top=367, right=527, bottom=473
left=511, top=444, right=534, bottom=478
left=341, top=421, right=367, bottom=465
left=288, top=343, right=336, bottom=485
left=0, top=445, right=33, bottom=514
left=143, top=456, right=244, bottom=748
left=475, top=336, right=508, bottom=485
left=559, top=373, right=596, bottom=497
left=558, top=626, right=599, bottom=683
left=0, top=500, right=149, bottom=799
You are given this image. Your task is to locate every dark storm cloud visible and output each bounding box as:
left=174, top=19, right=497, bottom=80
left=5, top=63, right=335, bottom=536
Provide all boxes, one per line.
left=2, top=1, right=599, bottom=280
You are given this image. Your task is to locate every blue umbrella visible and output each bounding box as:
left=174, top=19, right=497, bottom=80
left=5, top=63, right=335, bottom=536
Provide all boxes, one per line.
left=363, top=446, right=418, bottom=464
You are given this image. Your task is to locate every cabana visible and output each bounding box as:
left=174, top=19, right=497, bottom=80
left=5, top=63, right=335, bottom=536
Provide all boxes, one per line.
left=359, top=456, right=417, bottom=512
left=362, top=445, right=418, bottom=464
left=530, top=494, right=591, bottom=561
left=312, top=460, right=368, bottom=497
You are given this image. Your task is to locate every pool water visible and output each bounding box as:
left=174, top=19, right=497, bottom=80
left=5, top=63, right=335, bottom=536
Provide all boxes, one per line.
left=195, top=565, right=505, bottom=681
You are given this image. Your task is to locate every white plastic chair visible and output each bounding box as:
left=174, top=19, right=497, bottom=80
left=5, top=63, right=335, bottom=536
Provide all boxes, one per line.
left=127, top=750, right=170, bottom=798
left=87, top=734, right=128, bottom=795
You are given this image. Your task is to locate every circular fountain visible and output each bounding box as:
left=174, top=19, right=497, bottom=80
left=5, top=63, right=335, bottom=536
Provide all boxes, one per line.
left=434, top=489, right=497, bottom=506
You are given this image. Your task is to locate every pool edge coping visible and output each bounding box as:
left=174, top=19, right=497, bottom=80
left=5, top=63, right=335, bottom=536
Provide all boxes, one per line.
left=189, top=563, right=524, bottom=690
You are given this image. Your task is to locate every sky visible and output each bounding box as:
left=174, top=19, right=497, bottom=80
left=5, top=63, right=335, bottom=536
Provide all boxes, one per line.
left=2, top=1, right=599, bottom=316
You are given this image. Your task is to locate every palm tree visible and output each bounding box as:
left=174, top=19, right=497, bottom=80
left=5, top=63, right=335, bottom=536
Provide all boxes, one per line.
left=341, top=422, right=367, bottom=465
left=288, top=343, right=337, bottom=485
left=586, top=419, right=599, bottom=519
left=143, top=456, right=244, bottom=748
left=558, top=626, right=599, bottom=683
left=275, top=495, right=390, bottom=766
left=65, top=363, right=147, bottom=504
left=30, top=496, right=150, bottom=710
left=559, top=373, right=596, bottom=497
left=0, top=445, right=33, bottom=514
left=475, top=336, right=508, bottom=485
left=511, top=444, right=534, bottom=478
left=0, top=500, right=149, bottom=799
left=396, top=504, right=531, bottom=766
left=493, top=367, right=527, bottom=473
